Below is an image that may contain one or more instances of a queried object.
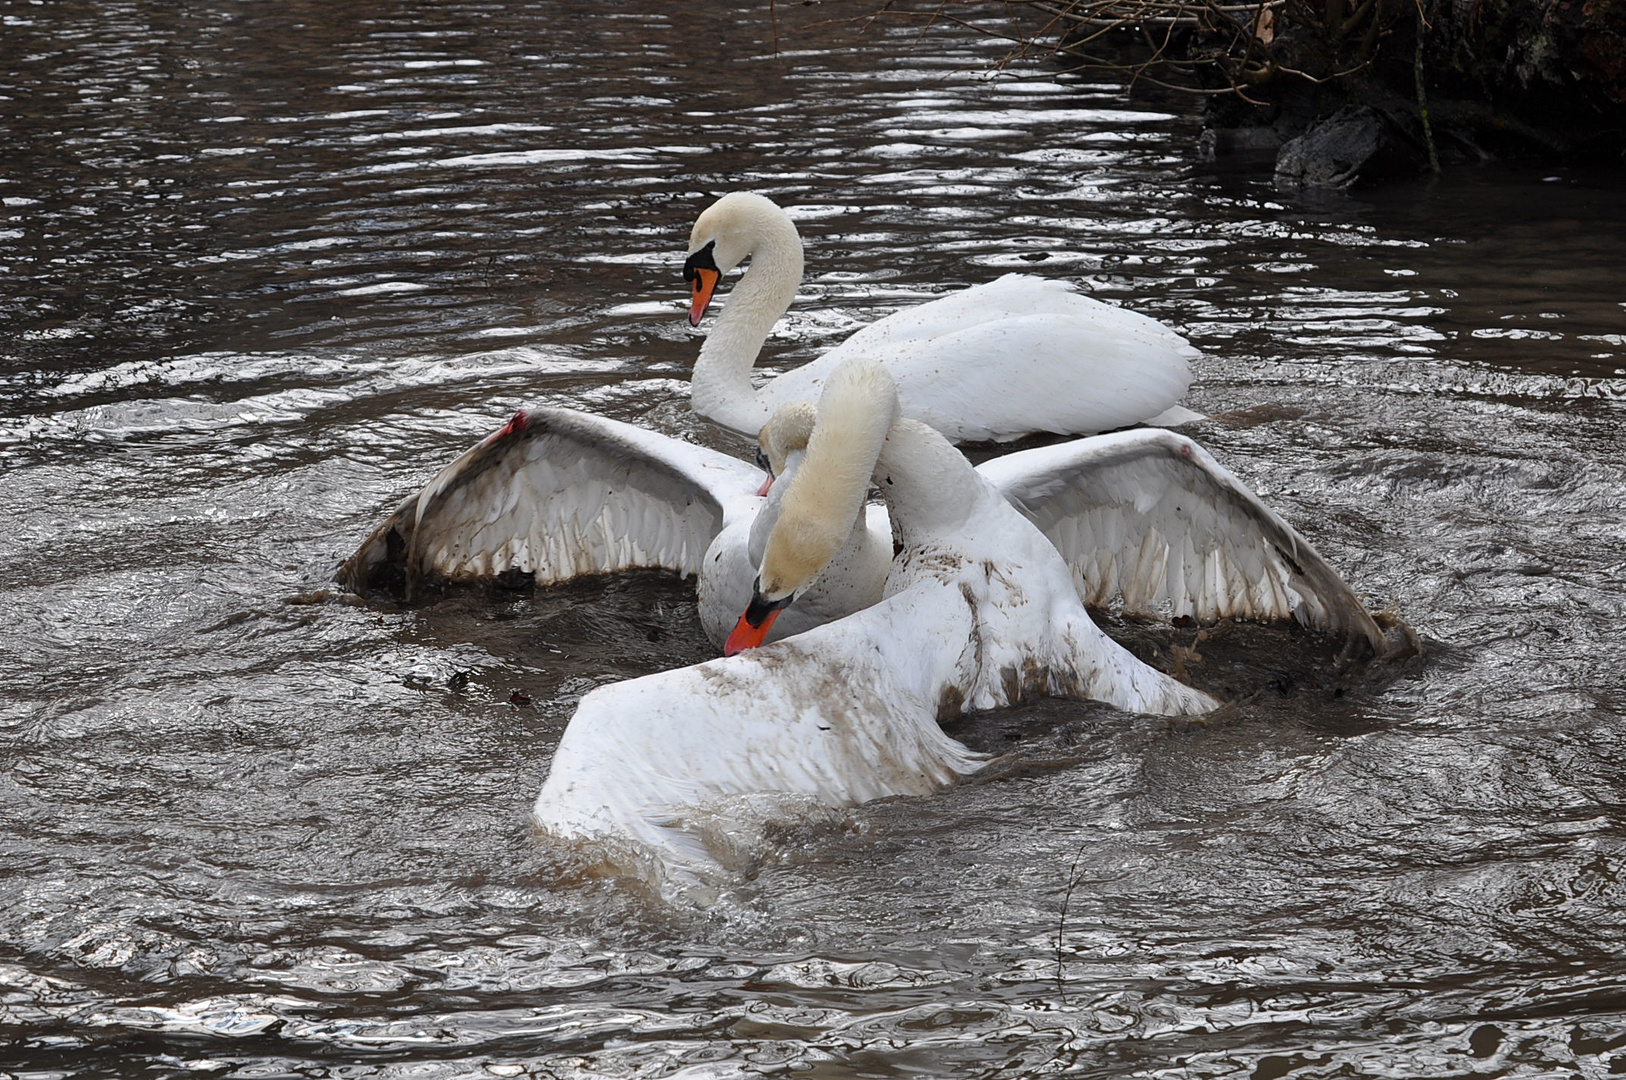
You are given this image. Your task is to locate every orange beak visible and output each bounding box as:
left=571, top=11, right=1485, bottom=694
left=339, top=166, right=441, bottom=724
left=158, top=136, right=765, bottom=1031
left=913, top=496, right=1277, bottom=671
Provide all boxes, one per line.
left=755, top=471, right=774, bottom=497
left=723, top=587, right=794, bottom=656
left=688, top=267, right=720, bottom=326
left=724, top=607, right=781, bottom=656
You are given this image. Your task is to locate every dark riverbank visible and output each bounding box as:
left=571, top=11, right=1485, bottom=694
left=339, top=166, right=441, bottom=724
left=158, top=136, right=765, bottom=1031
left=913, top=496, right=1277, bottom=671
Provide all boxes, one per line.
left=977, top=0, right=1626, bottom=184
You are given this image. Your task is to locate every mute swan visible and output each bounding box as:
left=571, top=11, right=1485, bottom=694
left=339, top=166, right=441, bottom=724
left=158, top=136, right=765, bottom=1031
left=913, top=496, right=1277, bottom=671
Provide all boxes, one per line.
left=532, top=361, right=1219, bottom=886
left=338, top=400, right=1385, bottom=655
left=336, top=406, right=889, bottom=648
left=683, top=191, right=1199, bottom=442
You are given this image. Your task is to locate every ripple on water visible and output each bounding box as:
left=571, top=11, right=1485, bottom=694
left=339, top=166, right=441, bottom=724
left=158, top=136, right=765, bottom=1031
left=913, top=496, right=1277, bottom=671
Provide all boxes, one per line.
left=1, top=0, right=1625, bottom=1077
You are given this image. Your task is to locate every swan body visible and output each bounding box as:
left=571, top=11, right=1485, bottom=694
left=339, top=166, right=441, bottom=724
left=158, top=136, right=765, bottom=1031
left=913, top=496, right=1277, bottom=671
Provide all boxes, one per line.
left=336, top=406, right=887, bottom=648
left=341, top=407, right=1385, bottom=654
left=533, top=362, right=1218, bottom=886
left=684, top=191, right=1198, bottom=442
left=531, top=593, right=992, bottom=887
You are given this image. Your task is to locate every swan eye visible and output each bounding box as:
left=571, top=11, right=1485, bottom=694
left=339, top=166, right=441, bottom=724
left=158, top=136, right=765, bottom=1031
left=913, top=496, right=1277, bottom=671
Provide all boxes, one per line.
left=754, top=448, right=772, bottom=474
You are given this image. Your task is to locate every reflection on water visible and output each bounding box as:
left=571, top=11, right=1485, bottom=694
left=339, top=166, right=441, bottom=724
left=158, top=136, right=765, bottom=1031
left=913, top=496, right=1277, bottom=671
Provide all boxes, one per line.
left=2, top=0, right=1625, bottom=1076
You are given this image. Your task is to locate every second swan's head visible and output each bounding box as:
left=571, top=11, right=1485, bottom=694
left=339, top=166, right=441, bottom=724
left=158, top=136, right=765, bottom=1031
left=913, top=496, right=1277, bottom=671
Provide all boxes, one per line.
left=683, top=192, right=799, bottom=326
left=724, top=360, right=900, bottom=655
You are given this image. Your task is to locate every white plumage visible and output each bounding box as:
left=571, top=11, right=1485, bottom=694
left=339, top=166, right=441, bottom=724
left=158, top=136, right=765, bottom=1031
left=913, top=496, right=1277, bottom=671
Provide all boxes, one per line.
left=533, top=362, right=1221, bottom=891
left=684, top=192, right=1198, bottom=442
left=340, top=410, right=1384, bottom=653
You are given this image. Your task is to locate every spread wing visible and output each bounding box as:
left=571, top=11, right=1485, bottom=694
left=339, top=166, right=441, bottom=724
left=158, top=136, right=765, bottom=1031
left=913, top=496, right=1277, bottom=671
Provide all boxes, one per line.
left=338, top=407, right=763, bottom=597
left=978, top=429, right=1386, bottom=650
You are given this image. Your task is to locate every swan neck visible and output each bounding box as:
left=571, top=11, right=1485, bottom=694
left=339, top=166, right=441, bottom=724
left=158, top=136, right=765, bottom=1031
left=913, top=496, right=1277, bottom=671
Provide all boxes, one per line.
left=875, top=419, right=987, bottom=545
left=691, top=216, right=804, bottom=433
left=757, top=362, right=896, bottom=599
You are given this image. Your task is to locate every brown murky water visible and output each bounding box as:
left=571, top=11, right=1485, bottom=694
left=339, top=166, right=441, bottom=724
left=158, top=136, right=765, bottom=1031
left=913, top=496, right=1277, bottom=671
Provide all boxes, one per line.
left=2, top=2, right=1625, bottom=1076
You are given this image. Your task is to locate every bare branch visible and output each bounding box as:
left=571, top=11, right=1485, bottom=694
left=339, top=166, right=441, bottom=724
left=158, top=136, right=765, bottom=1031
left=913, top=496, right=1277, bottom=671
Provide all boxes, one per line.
left=838, top=0, right=1390, bottom=101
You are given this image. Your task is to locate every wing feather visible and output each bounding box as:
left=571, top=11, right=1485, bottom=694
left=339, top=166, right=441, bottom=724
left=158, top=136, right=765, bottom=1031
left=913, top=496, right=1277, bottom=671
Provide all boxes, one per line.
left=979, top=429, right=1386, bottom=651
left=338, top=407, right=763, bottom=597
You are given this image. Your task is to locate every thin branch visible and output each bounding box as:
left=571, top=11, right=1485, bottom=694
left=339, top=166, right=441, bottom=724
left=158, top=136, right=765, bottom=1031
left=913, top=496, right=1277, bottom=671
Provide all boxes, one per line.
left=1414, top=0, right=1442, bottom=172
left=838, top=0, right=1382, bottom=103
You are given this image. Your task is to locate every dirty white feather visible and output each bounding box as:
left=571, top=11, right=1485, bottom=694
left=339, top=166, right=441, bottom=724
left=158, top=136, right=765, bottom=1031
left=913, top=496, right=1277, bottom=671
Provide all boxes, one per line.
left=532, top=363, right=1220, bottom=891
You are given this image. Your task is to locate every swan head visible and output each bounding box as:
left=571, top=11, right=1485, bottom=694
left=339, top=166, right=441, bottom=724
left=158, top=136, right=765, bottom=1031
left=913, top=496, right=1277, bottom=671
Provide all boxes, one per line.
left=683, top=192, right=800, bottom=326
left=755, top=400, right=817, bottom=483
left=724, top=361, right=900, bottom=655
left=750, top=400, right=815, bottom=496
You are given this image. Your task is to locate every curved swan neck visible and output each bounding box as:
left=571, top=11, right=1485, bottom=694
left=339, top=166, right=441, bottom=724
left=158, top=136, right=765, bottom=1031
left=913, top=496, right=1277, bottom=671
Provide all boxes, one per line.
left=690, top=196, right=804, bottom=433
left=757, top=362, right=898, bottom=600
left=874, top=418, right=990, bottom=545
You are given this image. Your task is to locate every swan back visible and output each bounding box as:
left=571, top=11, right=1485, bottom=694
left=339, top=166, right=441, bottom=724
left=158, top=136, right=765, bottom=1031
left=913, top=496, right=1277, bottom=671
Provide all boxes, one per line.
left=533, top=592, right=991, bottom=893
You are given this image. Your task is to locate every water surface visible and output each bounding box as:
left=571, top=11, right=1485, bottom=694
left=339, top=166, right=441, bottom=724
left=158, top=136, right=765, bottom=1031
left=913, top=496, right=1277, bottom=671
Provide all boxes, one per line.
left=3, top=2, right=1626, bottom=1077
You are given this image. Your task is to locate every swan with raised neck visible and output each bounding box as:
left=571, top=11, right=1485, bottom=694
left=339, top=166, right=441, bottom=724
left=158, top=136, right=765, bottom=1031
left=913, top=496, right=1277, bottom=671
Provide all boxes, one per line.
left=682, top=191, right=1201, bottom=443
left=686, top=192, right=804, bottom=435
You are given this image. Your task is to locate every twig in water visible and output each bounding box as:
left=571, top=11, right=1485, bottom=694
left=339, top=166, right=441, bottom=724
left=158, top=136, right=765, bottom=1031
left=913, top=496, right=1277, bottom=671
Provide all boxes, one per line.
left=1053, top=838, right=1089, bottom=1005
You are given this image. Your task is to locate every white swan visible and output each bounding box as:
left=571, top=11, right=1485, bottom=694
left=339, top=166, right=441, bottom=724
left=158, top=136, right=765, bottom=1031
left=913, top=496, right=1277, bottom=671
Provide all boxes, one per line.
left=683, top=191, right=1199, bottom=443
left=336, top=406, right=889, bottom=649
left=532, top=361, right=1220, bottom=888
left=339, top=401, right=1386, bottom=655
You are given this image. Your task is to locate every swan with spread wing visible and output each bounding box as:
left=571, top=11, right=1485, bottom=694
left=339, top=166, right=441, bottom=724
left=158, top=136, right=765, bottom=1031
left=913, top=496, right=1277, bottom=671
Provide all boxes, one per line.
left=532, top=361, right=1225, bottom=884
left=339, top=403, right=1383, bottom=652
